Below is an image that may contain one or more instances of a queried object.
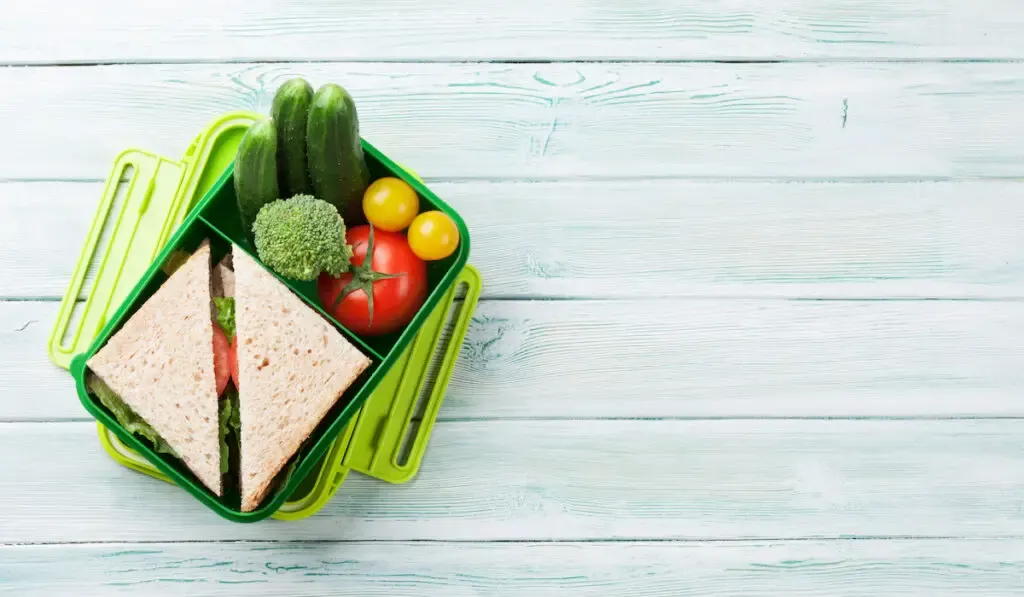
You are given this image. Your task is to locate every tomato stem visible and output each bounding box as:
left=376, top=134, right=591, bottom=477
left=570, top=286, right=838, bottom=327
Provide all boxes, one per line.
left=332, top=223, right=403, bottom=328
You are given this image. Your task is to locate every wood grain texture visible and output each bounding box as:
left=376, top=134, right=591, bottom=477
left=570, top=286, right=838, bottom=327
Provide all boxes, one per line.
left=5, top=0, right=1023, bottom=590
left=6, top=180, right=1024, bottom=301
left=5, top=1, right=1024, bottom=63
left=4, top=420, right=1024, bottom=543
left=9, top=297, right=1024, bottom=421
left=0, top=182, right=95, bottom=299
left=5, top=62, right=1024, bottom=180
left=3, top=540, right=1023, bottom=596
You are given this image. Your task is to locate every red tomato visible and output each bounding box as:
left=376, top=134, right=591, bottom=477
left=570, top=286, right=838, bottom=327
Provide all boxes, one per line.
left=318, top=225, right=428, bottom=336
left=211, top=323, right=231, bottom=395
left=227, top=339, right=239, bottom=389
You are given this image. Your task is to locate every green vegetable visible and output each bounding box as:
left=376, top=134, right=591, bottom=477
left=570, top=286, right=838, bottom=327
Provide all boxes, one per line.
left=272, top=78, right=315, bottom=198
left=271, top=458, right=299, bottom=496
left=233, top=118, right=280, bottom=236
left=306, top=83, right=370, bottom=218
left=213, top=297, right=236, bottom=341
left=87, top=374, right=177, bottom=457
left=218, top=388, right=240, bottom=475
left=252, top=194, right=353, bottom=281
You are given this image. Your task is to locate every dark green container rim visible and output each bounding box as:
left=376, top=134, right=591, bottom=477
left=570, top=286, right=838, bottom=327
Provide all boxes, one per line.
left=70, top=138, right=471, bottom=523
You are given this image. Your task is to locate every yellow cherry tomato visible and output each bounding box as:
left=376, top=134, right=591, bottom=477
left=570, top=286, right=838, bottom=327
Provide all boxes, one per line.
left=362, top=177, right=419, bottom=232
left=407, top=211, right=459, bottom=261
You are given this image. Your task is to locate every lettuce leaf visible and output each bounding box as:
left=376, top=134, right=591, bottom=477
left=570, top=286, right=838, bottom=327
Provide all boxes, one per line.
left=219, top=387, right=240, bottom=475
left=213, top=297, right=236, bottom=341
left=214, top=298, right=238, bottom=477
left=87, top=374, right=177, bottom=457
left=273, top=459, right=299, bottom=496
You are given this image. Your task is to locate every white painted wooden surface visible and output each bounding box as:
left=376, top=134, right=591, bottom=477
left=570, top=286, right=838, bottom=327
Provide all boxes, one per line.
left=2, top=1, right=1022, bottom=594
left=5, top=181, right=1024, bottom=300
left=4, top=541, right=1024, bottom=596
left=5, top=63, right=1024, bottom=180
left=7, top=299, right=1024, bottom=421
left=5, top=1, right=1024, bottom=62
left=4, top=420, right=1024, bottom=544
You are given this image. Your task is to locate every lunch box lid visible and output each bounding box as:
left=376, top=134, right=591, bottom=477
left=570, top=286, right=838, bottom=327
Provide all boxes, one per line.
left=48, top=111, right=258, bottom=370
left=48, top=111, right=482, bottom=520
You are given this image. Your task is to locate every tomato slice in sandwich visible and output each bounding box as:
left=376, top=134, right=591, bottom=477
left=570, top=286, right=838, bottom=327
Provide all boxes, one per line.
left=212, top=323, right=231, bottom=396
left=227, top=339, right=239, bottom=389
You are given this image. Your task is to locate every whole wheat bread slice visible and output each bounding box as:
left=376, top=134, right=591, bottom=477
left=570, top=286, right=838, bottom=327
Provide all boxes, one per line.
left=87, top=241, right=223, bottom=496
left=233, top=247, right=372, bottom=512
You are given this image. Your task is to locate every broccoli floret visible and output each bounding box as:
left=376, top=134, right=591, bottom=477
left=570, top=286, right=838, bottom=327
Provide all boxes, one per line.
left=252, top=194, right=353, bottom=281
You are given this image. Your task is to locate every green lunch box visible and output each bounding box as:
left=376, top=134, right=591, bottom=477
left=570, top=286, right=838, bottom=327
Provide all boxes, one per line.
left=47, top=111, right=481, bottom=523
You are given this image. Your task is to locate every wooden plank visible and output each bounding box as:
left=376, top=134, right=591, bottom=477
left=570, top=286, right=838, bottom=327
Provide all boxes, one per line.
left=3, top=420, right=1024, bottom=543
left=0, top=183, right=94, bottom=300
left=5, top=1, right=1024, bottom=63
left=5, top=63, right=1024, bottom=180
left=5, top=180, right=1024, bottom=301
left=0, top=302, right=68, bottom=421
left=3, top=540, right=1023, bottom=596
left=7, top=298, right=1024, bottom=421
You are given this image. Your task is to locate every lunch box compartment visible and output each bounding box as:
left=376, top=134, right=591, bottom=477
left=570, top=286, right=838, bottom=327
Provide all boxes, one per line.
left=94, top=263, right=481, bottom=519
left=197, top=148, right=466, bottom=359
left=73, top=212, right=388, bottom=517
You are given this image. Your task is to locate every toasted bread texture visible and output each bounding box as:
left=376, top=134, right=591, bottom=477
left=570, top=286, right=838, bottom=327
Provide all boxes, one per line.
left=87, top=241, right=223, bottom=496
left=233, top=247, right=372, bottom=512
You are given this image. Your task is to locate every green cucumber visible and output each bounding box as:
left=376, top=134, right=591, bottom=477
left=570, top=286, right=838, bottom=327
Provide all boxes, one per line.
left=306, top=83, right=370, bottom=218
left=233, top=118, right=279, bottom=236
left=271, top=78, right=314, bottom=198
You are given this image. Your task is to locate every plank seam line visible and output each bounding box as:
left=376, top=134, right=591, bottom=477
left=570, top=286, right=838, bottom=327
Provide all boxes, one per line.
left=6, top=416, right=1024, bottom=425
left=6, top=176, right=1024, bottom=185
left=4, top=536, right=1020, bottom=548
left=5, top=58, right=1024, bottom=68
left=6, top=296, right=1024, bottom=304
